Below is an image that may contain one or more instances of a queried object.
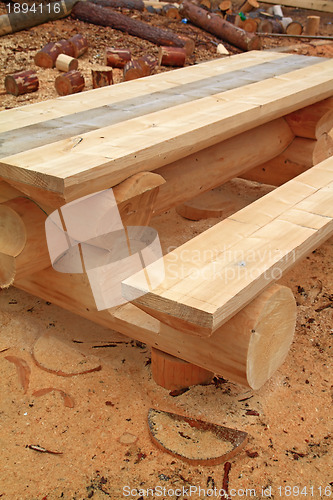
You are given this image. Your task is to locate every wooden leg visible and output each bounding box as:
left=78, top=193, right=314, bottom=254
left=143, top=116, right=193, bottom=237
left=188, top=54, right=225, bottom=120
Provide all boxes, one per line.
left=151, top=348, right=213, bottom=390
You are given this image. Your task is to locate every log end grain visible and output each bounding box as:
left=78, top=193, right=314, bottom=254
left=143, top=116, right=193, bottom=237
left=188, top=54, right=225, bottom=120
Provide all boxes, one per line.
left=34, top=42, right=61, bottom=68
left=123, top=60, right=146, bottom=81
left=55, top=54, right=79, bottom=72
left=55, top=70, right=85, bottom=96
left=5, top=70, right=39, bottom=96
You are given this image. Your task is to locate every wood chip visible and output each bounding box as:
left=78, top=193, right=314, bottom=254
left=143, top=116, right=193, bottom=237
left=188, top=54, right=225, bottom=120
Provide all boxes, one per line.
left=32, top=333, right=102, bottom=377
left=148, top=408, right=248, bottom=465
left=32, top=388, right=75, bottom=408
left=5, top=356, right=30, bottom=393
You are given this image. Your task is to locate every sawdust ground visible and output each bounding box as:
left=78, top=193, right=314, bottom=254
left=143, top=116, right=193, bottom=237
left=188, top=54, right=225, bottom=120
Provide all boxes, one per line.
left=0, top=2, right=332, bottom=498
left=0, top=205, right=332, bottom=499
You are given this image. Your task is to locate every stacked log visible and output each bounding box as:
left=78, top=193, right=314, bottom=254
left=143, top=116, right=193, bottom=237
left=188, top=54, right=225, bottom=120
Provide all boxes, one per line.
left=241, top=98, right=333, bottom=186
left=179, top=1, right=261, bottom=51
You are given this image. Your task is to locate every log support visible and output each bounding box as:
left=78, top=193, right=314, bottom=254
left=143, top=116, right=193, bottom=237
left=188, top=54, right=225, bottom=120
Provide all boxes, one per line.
left=151, top=348, right=214, bottom=390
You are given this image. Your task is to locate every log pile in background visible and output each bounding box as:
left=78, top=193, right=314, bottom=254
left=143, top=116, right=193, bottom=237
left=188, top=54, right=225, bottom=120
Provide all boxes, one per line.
left=180, top=0, right=261, bottom=51
left=72, top=1, right=193, bottom=49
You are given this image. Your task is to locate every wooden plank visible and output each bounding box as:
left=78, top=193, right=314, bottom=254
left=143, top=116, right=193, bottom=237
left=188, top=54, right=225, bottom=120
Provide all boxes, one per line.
left=0, top=57, right=332, bottom=203
left=122, top=157, right=333, bottom=337
left=258, top=0, right=333, bottom=13
left=0, top=51, right=292, bottom=135
left=0, top=54, right=317, bottom=158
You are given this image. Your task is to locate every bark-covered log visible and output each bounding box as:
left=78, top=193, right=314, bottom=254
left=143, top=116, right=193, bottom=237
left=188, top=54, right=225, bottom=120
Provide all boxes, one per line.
left=56, top=54, right=79, bottom=72
left=180, top=1, right=261, bottom=50
left=305, top=15, right=320, bottom=35
left=69, top=34, right=89, bottom=58
left=0, top=0, right=78, bottom=37
left=5, top=70, right=39, bottom=96
left=123, top=60, right=146, bottom=80
left=162, top=4, right=181, bottom=20
left=138, top=54, right=158, bottom=75
left=91, top=0, right=145, bottom=9
left=34, top=42, right=62, bottom=68
left=91, top=66, right=114, bottom=87
left=105, top=47, right=132, bottom=68
left=158, top=46, right=186, bottom=66
left=55, top=70, right=85, bottom=96
left=55, top=39, right=75, bottom=57
left=72, top=1, right=189, bottom=48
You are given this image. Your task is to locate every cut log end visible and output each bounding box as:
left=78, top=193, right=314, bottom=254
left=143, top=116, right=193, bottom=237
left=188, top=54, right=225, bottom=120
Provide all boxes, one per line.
left=123, top=60, right=146, bottom=81
left=0, top=205, right=26, bottom=257
left=246, top=285, right=296, bottom=390
left=55, top=54, right=79, bottom=72
left=285, top=21, right=303, bottom=35
left=0, top=253, right=15, bottom=289
left=5, top=70, right=39, bottom=97
left=34, top=42, right=62, bottom=68
left=55, top=70, right=85, bottom=96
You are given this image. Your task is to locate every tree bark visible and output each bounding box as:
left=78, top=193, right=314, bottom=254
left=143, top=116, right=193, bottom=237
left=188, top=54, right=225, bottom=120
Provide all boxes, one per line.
left=91, top=0, right=145, bottom=9
left=34, top=42, right=62, bottom=68
left=0, top=0, right=78, bottom=37
left=180, top=1, right=261, bottom=51
left=56, top=54, right=79, bottom=72
left=72, top=1, right=189, bottom=48
left=55, top=70, right=85, bottom=96
left=138, top=54, right=158, bottom=75
left=158, top=46, right=186, bottom=66
left=239, top=0, right=259, bottom=12
left=91, top=66, right=114, bottom=88
left=105, top=47, right=132, bottom=68
left=56, top=39, right=75, bottom=57
left=5, top=70, right=39, bottom=96
left=123, top=60, right=146, bottom=80
left=69, top=34, right=89, bottom=58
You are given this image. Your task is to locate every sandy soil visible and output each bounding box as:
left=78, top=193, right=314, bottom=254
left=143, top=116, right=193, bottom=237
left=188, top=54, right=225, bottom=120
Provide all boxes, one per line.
left=0, top=1, right=332, bottom=499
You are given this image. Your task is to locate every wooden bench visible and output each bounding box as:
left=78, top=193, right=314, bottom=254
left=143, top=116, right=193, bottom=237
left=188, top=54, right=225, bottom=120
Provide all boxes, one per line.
left=0, top=50, right=332, bottom=391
